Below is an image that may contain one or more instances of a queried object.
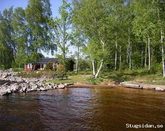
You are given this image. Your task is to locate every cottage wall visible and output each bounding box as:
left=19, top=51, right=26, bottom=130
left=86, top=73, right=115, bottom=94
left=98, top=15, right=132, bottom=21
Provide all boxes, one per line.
left=24, top=64, right=33, bottom=72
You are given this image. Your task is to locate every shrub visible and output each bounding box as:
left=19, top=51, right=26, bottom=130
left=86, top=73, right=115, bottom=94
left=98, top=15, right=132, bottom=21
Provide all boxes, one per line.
left=87, top=77, right=103, bottom=85
left=45, top=62, right=53, bottom=70
left=55, top=64, right=67, bottom=79
left=65, top=58, right=75, bottom=72
left=17, top=71, right=42, bottom=78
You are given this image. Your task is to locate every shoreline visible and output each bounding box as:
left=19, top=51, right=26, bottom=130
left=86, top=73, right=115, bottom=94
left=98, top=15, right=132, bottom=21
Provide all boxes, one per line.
left=0, top=70, right=165, bottom=96
left=1, top=79, right=165, bottom=96
left=68, top=84, right=116, bottom=88
left=67, top=82, right=165, bottom=92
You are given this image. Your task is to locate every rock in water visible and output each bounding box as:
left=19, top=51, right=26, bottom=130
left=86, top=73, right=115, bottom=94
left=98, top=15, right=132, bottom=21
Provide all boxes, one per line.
left=155, top=87, right=165, bottom=92
left=10, top=83, right=20, bottom=93
left=57, top=84, right=65, bottom=89
left=120, top=82, right=143, bottom=89
left=0, top=84, right=12, bottom=95
left=19, top=83, right=29, bottom=93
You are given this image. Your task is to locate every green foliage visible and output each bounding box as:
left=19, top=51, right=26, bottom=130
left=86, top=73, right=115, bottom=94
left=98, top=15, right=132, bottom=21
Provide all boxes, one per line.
left=79, top=59, right=90, bottom=71
left=12, top=68, right=23, bottom=72
left=55, top=64, right=66, bottom=79
left=45, top=62, right=53, bottom=70
left=87, top=77, right=103, bottom=85
left=17, top=71, right=42, bottom=78
left=25, top=0, right=53, bottom=51
left=1, top=0, right=165, bottom=79
left=51, top=0, right=72, bottom=69
left=0, top=7, right=15, bottom=69
left=65, top=58, right=75, bottom=72
left=17, top=70, right=55, bottom=78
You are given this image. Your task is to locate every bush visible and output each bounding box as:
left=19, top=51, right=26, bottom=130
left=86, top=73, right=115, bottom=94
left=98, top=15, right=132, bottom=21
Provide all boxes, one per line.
left=79, top=59, right=90, bottom=71
left=65, top=58, right=75, bottom=72
left=55, top=64, right=67, bottom=79
left=45, top=62, right=53, bottom=70
left=0, top=65, right=5, bottom=70
left=13, top=68, right=23, bottom=72
left=87, top=77, right=103, bottom=85
left=17, top=71, right=42, bottom=78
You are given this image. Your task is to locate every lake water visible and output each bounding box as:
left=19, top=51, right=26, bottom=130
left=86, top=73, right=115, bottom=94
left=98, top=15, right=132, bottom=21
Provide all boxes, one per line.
left=0, top=87, right=165, bottom=131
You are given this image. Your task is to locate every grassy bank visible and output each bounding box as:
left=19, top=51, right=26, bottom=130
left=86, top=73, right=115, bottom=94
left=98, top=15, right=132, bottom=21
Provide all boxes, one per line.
left=50, top=69, right=165, bottom=85
left=16, top=69, right=165, bottom=85
left=100, top=69, right=165, bottom=85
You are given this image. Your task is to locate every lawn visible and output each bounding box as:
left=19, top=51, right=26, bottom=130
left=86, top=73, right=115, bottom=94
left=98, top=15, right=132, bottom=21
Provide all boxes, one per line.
left=48, top=74, right=92, bottom=84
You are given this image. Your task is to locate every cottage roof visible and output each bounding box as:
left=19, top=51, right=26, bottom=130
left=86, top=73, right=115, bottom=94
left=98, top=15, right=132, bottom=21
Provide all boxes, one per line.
left=36, top=58, right=58, bottom=64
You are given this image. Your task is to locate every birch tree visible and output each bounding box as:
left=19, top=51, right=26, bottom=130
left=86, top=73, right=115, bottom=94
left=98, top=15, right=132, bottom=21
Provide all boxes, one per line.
left=132, top=0, right=156, bottom=71
left=71, top=28, right=85, bottom=73
left=0, top=7, right=15, bottom=69
left=156, top=0, right=165, bottom=77
left=52, top=0, right=72, bottom=69
left=73, top=0, right=108, bottom=78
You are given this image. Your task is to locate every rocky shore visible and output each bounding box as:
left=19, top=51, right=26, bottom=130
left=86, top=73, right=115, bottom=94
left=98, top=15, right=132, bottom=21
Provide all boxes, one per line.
left=0, top=70, right=70, bottom=96
left=1, top=69, right=164, bottom=96
left=120, top=81, right=165, bottom=92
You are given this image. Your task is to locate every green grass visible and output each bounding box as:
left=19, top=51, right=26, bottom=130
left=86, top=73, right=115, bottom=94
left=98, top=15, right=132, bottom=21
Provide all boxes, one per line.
left=134, top=73, right=165, bottom=85
left=48, top=74, right=92, bottom=84
left=16, top=69, right=165, bottom=85
left=17, top=70, right=55, bottom=78
left=100, top=69, right=165, bottom=85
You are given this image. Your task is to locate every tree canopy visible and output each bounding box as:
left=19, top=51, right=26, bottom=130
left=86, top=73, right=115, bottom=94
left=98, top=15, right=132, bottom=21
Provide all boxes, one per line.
left=1, top=0, right=165, bottom=78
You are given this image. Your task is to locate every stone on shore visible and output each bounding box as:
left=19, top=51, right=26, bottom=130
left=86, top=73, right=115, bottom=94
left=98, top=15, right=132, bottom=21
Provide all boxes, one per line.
left=155, top=87, right=165, bottom=92
left=0, top=85, right=12, bottom=96
left=121, top=81, right=165, bottom=92
left=57, top=84, right=65, bottom=89
left=120, top=82, right=143, bottom=89
left=0, top=70, right=68, bottom=96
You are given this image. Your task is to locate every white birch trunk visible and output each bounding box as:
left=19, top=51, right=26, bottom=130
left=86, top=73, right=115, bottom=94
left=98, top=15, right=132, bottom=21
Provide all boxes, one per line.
left=141, top=50, right=144, bottom=67
left=144, top=42, right=147, bottom=68
left=126, top=46, right=129, bottom=64
left=128, top=29, right=132, bottom=69
left=119, top=46, right=122, bottom=70
left=161, top=29, right=165, bottom=77
left=92, top=60, right=96, bottom=76
left=75, top=46, right=80, bottom=73
left=148, top=37, right=151, bottom=70
left=115, top=39, right=118, bottom=70
left=93, top=40, right=105, bottom=78
left=76, top=59, right=79, bottom=73
left=95, top=59, right=103, bottom=78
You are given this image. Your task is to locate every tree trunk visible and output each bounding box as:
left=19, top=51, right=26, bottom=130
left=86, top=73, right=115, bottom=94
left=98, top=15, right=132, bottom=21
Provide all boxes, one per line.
left=127, top=29, right=132, bottom=69
left=76, top=46, right=80, bottom=73
left=147, top=37, right=151, bottom=70
left=115, top=37, right=118, bottom=70
left=76, top=59, right=79, bottom=73
left=141, top=50, right=144, bottom=67
left=161, top=29, right=165, bottom=77
left=144, top=42, right=147, bottom=68
left=93, top=40, right=105, bottom=78
left=95, top=59, right=103, bottom=78
left=128, top=45, right=132, bottom=70
left=126, top=46, right=129, bottom=64
left=119, top=46, right=122, bottom=70
left=92, top=60, right=96, bottom=77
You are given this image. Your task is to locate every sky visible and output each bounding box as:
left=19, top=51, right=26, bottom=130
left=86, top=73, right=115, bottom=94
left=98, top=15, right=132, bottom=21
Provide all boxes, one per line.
left=0, top=0, right=63, bottom=17
left=0, top=0, right=72, bottom=58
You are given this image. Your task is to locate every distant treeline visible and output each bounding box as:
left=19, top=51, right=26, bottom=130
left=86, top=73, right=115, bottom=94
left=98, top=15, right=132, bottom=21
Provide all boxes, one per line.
left=1, top=0, right=165, bottom=78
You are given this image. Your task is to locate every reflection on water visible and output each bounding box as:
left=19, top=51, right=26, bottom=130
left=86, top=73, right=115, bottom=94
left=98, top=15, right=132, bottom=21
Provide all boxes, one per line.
left=0, top=87, right=165, bottom=130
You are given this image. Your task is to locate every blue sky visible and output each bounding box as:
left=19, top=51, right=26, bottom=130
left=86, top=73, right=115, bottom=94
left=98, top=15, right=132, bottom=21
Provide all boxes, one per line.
left=0, top=0, right=65, bottom=17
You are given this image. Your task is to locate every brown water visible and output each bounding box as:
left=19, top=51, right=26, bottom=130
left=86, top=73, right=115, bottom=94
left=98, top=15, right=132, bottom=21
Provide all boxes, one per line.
left=0, top=87, right=165, bottom=131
